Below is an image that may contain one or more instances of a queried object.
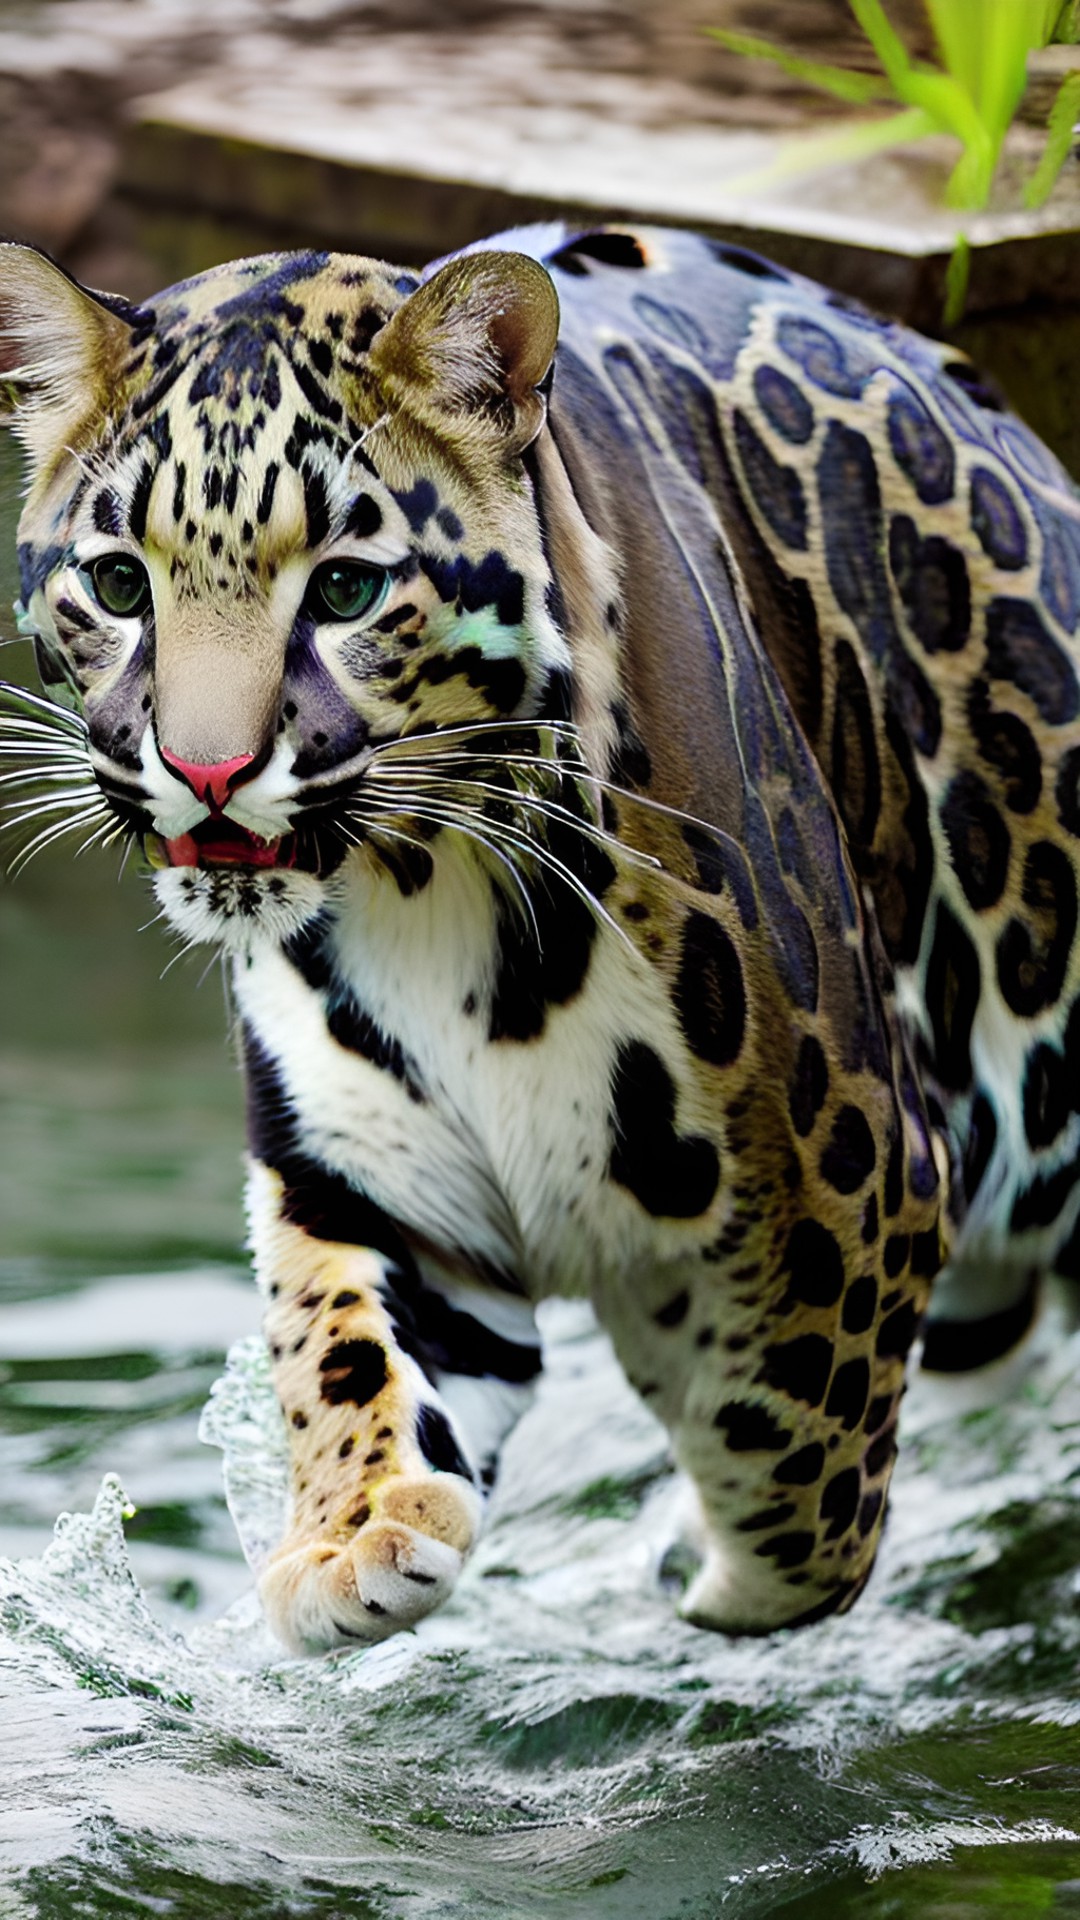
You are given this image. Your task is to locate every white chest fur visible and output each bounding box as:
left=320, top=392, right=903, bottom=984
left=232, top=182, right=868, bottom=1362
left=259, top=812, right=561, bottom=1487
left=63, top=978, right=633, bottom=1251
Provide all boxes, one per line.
left=234, top=843, right=680, bottom=1298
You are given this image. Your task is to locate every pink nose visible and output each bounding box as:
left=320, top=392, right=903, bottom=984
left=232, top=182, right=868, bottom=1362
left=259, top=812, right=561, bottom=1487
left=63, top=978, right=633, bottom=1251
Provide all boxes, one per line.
left=161, top=748, right=257, bottom=813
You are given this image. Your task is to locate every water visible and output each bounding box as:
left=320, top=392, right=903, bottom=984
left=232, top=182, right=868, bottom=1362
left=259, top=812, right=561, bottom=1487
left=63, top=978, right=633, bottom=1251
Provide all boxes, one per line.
left=3, top=292, right=1080, bottom=1920
left=3, top=1289, right=1080, bottom=1916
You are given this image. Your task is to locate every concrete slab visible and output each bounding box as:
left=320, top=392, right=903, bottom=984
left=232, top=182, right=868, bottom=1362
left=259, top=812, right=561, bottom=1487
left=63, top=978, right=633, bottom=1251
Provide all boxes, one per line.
left=5, top=0, right=1080, bottom=467
left=119, top=22, right=1080, bottom=330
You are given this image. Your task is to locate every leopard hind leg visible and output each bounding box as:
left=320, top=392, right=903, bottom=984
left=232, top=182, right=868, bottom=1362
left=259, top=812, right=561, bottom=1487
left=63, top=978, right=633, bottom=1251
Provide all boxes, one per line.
left=918, top=1074, right=1076, bottom=1374
left=591, top=1087, right=945, bottom=1635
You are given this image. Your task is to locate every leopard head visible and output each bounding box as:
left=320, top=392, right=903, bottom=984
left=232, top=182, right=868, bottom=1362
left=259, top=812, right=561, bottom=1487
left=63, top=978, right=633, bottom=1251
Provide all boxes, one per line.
left=0, top=242, right=569, bottom=947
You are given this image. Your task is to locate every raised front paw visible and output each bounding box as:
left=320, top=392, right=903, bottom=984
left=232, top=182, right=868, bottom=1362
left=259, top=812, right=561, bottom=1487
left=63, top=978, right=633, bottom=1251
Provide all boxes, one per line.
left=259, top=1473, right=483, bottom=1654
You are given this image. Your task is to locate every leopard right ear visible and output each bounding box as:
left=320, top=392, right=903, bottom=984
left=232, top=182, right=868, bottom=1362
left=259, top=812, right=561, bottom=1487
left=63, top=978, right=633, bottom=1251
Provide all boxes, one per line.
left=368, top=250, right=560, bottom=457
left=0, top=242, right=137, bottom=475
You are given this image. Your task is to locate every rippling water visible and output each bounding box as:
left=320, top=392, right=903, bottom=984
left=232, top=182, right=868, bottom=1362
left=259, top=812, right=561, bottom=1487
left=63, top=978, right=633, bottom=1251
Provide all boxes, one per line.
left=4, top=391, right=1080, bottom=1920
left=3, top=1272, right=1080, bottom=1918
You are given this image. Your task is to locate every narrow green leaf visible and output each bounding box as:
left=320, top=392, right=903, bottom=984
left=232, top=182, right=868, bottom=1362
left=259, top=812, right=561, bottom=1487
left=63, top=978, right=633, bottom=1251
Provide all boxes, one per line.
left=973, top=0, right=1046, bottom=135
left=1048, top=0, right=1079, bottom=44
left=923, top=0, right=983, bottom=99
left=945, top=134, right=997, bottom=209
left=892, top=64, right=988, bottom=145
left=896, top=2, right=1034, bottom=205
left=925, top=0, right=1052, bottom=127
left=943, top=231, right=971, bottom=326
left=716, top=105, right=937, bottom=200
left=704, top=28, right=891, bottom=104
left=847, top=0, right=919, bottom=92
left=1024, top=67, right=1080, bottom=204
left=708, top=0, right=1068, bottom=223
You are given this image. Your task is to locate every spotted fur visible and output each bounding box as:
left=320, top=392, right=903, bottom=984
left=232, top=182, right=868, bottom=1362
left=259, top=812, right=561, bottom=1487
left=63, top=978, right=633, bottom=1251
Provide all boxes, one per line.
left=3, top=222, right=1078, bottom=1652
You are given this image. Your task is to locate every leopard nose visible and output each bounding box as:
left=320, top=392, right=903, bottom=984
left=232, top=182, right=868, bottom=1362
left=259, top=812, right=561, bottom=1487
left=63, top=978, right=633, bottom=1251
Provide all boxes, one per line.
left=160, top=748, right=258, bottom=812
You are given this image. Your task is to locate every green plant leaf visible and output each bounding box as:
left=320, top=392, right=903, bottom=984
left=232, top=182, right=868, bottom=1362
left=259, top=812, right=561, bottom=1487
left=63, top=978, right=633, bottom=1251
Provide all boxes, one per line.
left=1048, top=0, right=1079, bottom=44
left=715, top=104, right=937, bottom=199
left=847, top=0, right=919, bottom=92
left=705, top=28, right=892, bottom=104
left=894, top=64, right=987, bottom=143
left=943, top=230, right=971, bottom=324
left=862, top=0, right=1053, bottom=206
left=987, top=1, right=1050, bottom=129
left=708, top=0, right=1075, bottom=228
left=1024, top=67, right=1080, bottom=204
left=923, top=0, right=982, bottom=99
left=925, top=0, right=1037, bottom=120
left=926, top=0, right=1058, bottom=135
left=945, top=138, right=996, bottom=209
left=846, top=2, right=1014, bottom=206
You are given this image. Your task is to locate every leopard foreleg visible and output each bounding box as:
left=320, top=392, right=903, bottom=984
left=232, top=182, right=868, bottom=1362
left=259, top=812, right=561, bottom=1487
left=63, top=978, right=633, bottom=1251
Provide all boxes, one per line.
left=247, top=1160, right=540, bottom=1653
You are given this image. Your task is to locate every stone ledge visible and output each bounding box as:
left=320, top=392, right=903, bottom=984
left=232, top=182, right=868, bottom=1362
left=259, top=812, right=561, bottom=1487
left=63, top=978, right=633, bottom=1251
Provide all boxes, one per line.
left=120, top=28, right=1080, bottom=332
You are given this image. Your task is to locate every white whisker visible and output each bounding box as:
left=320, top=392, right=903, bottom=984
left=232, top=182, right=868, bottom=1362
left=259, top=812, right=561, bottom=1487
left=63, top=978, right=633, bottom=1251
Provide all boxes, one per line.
left=379, top=742, right=733, bottom=849
left=0, top=767, right=96, bottom=793
left=75, top=816, right=129, bottom=858
left=0, top=676, right=138, bottom=880
left=354, top=411, right=390, bottom=450
left=0, top=728, right=90, bottom=749
left=370, top=762, right=659, bottom=872
left=362, top=820, right=437, bottom=862
left=98, top=817, right=132, bottom=851
left=0, top=682, right=88, bottom=734
left=353, top=797, right=540, bottom=942
left=369, top=717, right=581, bottom=755
left=359, top=787, right=632, bottom=952
left=331, top=812, right=430, bottom=862
left=0, top=730, right=89, bottom=758
left=160, top=935, right=201, bottom=979
left=0, top=747, right=92, bottom=767
left=364, top=715, right=732, bottom=858
left=196, top=949, right=223, bottom=990
left=439, top=803, right=634, bottom=952
left=7, top=802, right=111, bottom=875
left=3, top=788, right=106, bottom=830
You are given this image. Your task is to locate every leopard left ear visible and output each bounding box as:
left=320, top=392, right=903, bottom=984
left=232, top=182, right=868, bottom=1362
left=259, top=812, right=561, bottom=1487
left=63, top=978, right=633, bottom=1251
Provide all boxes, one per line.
left=368, top=250, right=559, bottom=455
left=0, top=242, right=136, bottom=476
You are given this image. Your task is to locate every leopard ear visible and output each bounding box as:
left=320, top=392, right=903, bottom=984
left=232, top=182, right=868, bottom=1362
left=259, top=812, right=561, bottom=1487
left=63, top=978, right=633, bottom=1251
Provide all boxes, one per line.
left=0, top=242, right=136, bottom=474
left=368, top=250, right=560, bottom=455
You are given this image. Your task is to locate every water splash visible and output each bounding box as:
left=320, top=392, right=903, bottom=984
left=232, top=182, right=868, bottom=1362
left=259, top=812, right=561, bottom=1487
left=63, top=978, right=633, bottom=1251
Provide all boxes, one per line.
left=3, top=1297, right=1080, bottom=1915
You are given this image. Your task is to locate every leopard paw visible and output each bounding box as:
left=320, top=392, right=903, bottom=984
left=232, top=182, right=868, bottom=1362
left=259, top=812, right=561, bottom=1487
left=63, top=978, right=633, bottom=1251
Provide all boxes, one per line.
left=677, top=1544, right=859, bottom=1635
left=259, top=1473, right=483, bottom=1654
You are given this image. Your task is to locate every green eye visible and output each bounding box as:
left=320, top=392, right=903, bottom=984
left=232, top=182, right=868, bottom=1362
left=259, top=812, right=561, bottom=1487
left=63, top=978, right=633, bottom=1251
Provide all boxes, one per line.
left=87, top=554, right=152, bottom=618
left=309, top=560, right=388, bottom=623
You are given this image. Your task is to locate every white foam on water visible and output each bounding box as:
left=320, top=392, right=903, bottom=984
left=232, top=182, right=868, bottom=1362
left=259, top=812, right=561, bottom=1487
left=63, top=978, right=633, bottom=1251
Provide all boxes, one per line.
left=2, top=1293, right=1080, bottom=1915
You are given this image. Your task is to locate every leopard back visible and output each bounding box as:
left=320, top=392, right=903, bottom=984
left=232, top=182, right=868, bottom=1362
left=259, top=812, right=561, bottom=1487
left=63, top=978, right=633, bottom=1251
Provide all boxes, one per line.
left=535, top=224, right=1080, bottom=1349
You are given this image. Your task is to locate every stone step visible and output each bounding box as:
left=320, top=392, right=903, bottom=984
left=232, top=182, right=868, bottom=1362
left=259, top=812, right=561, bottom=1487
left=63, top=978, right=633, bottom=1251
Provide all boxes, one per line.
left=119, top=24, right=1080, bottom=330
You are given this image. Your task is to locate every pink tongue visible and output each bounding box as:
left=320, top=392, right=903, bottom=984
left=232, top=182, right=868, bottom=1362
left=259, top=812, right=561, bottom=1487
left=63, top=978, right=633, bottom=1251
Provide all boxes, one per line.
left=164, top=831, right=283, bottom=869
left=165, top=834, right=200, bottom=867
left=215, top=836, right=283, bottom=868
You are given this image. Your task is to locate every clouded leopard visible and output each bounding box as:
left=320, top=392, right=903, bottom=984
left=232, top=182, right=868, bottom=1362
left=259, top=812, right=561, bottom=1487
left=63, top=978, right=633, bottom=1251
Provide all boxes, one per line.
left=3, top=222, right=1079, bottom=1651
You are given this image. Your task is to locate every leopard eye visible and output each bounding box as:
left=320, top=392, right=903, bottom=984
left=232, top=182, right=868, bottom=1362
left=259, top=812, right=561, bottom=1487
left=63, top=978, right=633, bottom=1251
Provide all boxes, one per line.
left=86, top=554, right=152, bottom=619
left=308, top=559, right=388, bottom=623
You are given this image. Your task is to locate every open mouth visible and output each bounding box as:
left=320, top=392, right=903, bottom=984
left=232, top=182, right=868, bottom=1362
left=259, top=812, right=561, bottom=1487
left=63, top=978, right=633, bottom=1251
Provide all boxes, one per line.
left=142, top=812, right=349, bottom=878
left=145, top=817, right=294, bottom=871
